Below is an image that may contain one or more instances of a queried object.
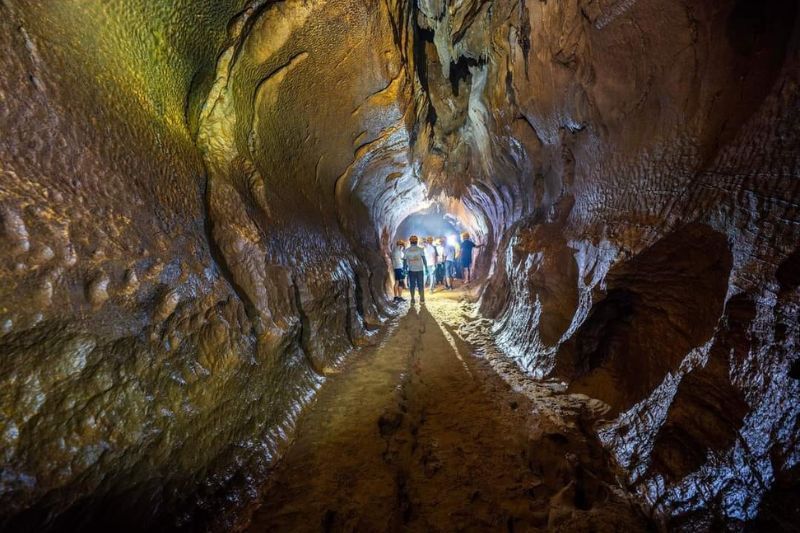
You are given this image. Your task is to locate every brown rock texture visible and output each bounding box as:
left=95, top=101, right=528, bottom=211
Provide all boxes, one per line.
left=0, top=0, right=417, bottom=528
left=0, top=0, right=798, bottom=529
left=473, top=0, right=800, bottom=528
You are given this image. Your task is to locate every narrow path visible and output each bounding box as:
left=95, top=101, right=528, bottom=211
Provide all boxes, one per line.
left=241, top=291, right=649, bottom=532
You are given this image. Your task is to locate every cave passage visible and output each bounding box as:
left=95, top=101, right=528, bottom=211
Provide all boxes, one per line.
left=0, top=0, right=798, bottom=531
left=240, top=290, right=649, bottom=531
left=393, top=207, right=464, bottom=245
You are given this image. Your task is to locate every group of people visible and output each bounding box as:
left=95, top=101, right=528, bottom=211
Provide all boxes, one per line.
left=391, top=233, right=482, bottom=304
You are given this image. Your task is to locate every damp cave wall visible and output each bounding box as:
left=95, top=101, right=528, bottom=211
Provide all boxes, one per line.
left=0, top=0, right=424, bottom=529
left=464, top=0, right=800, bottom=527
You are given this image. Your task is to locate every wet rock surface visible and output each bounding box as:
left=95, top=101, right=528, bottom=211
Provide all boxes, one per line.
left=473, top=0, right=800, bottom=525
left=0, top=0, right=408, bottom=528
left=0, top=0, right=798, bottom=530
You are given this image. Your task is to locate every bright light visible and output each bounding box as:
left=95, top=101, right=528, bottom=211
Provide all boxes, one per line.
left=447, top=235, right=458, bottom=247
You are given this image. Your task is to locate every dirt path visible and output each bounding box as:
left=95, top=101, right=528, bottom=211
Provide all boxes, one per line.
left=241, top=291, right=650, bottom=532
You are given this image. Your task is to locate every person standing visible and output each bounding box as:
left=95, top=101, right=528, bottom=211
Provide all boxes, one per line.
left=404, top=236, right=427, bottom=304
left=444, top=237, right=457, bottom=288
left=391, top=239, right=406, bottom=302
left=435, top=238, right=450, bottom=290
left=423, top=237, right=437, bottom=292
left=460, top=232, right=483, bottom=284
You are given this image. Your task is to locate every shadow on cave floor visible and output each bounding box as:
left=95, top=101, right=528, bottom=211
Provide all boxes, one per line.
left=237, top=290, right=651, bottom=532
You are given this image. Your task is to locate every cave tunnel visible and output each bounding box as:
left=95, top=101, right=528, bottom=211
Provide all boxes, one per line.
left=393, top=207, right=466, bottom=247
left=0, top=0, right=799, bottom=531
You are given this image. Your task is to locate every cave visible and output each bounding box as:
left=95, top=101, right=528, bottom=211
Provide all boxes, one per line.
left=394, top=207, right=465, bottom=245
left=0, top=0, right=798, bottom=531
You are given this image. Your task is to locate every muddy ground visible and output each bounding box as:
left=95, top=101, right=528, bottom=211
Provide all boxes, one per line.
left=238, top=290, right=652, bottom=532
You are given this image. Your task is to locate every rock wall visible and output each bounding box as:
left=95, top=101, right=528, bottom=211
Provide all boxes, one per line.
left=0, top=0, right=422, bottom=529
left=467, top=0, right=800, bottom=527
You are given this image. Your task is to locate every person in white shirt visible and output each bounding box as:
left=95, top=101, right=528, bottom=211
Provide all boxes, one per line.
left=391, top=240, right=406, bottom=302
left=403, top=235, right=427, bottom=304
left=423, top=237, right=437, bottom=291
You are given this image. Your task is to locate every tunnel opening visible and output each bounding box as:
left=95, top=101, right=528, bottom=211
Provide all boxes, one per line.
left=386, top=199, right=494, bottom=291
left=393, top=205, right=464, bottom=244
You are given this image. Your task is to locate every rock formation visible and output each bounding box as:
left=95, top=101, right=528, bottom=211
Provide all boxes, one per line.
left=0, top=0, right=797, bottom=529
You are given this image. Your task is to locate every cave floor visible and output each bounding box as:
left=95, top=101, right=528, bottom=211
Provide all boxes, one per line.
left=240, top=289, right=650, bottom=532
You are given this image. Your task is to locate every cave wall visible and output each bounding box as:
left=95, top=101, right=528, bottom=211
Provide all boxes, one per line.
left=0, top=0, right=421, bottom=529
left=467, top=0, right=800, bottom=526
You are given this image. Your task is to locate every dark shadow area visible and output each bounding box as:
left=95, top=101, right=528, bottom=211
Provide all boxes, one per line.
left=790, top=358, right=800, bottom=380
left=726, top=0, right=798, bottom=57
left=448, top=56, right=485, bottom=96
left=2, top=481, right=180, bottom=533
left=564, top=224, right=733, bottom=413
left=572, top=288, right=637, bottom=376
left=410, top=0, right=437, bottom=133
left=710, top=0, right=800, bottom=160
left=777, top=249, right=800, bottom=294
left=648, top=293, right=752, bottom=482
left=747, top=463, right=800, bottom=532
